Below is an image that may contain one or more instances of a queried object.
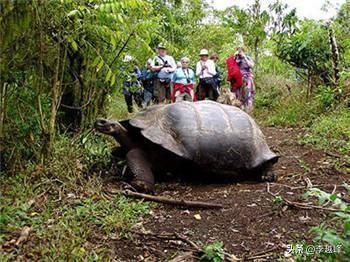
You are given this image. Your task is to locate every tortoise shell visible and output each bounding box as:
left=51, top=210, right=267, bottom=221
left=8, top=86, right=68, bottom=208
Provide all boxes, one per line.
left=129, top=101, right=278, bottom=172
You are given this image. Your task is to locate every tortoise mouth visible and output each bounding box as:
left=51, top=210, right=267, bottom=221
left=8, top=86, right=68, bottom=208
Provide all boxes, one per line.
left=94, top=118, right=116, bottom=134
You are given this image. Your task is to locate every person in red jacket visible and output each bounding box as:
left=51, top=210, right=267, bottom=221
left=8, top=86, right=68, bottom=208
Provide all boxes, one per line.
left=226, top=47, right=255, bottom=113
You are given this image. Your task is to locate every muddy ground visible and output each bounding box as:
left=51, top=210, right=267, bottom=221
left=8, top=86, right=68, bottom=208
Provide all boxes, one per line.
left=105, top=127, right=349, bottom=261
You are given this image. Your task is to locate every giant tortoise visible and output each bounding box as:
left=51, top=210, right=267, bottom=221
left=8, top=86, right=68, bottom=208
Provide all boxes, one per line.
left=94, top=101, right=279, bottom=193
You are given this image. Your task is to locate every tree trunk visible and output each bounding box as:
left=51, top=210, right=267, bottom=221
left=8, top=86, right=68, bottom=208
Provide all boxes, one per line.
left=306, top=71, right=311, bottom=101
left=47, top=46, right=61, bottom=152
left=328, top=26, right=340, bottom=85
left=254, top=37, right=259, bottom=81
left=0, top=82, right=8, bottom=141
left=47, top=44, right=67, bottom=153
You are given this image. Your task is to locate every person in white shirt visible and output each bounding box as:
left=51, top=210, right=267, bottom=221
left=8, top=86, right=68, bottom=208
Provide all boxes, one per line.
left=196, top=49, right=218, bottom=100
left=151, top=43, right=176, bottom=104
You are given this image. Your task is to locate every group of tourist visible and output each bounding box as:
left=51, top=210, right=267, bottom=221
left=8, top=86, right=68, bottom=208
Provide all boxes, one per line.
left=121, top=44, right=254, bottom=113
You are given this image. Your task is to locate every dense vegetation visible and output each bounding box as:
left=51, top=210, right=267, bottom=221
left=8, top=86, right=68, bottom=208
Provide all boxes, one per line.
left=1, top=0, right=349, bottom=260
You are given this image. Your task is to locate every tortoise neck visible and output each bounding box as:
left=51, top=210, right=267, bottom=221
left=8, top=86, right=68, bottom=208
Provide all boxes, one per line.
left=112, top=128, right=136, bottom=150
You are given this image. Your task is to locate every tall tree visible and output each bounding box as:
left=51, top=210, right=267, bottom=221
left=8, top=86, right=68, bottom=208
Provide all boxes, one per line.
left=220, top=0, right=270, bottom=74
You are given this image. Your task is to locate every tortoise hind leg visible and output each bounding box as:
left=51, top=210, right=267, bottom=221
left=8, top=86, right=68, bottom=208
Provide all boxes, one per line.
left=126, top=148, right=155, bottom=193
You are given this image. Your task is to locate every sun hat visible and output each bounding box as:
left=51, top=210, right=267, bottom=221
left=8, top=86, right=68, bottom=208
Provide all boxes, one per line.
left=157, top=43, right=167, bottom=49
left=199, top=49, right=209, bottom=56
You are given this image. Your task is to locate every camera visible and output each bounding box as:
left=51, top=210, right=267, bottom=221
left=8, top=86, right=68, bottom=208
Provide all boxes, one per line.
left=163, top=61, right=170, bottom=68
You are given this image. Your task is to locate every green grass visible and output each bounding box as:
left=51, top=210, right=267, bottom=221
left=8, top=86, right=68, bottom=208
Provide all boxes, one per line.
left=107, top=95, right=131, bottom=120
left=255, top=90, right=321, bottom=127
left=1, top=132, right=150, bottom=260
left=299, top=106, right=350, bottom=155
left=255, top=87, right=350, bottom=155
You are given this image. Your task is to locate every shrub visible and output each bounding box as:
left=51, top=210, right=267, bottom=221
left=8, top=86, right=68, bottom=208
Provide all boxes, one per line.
left=200, top=241, right=225, bottom=262
left=293, top=185, right=350, bottom=260
left=299, top=106, right=350, bottom=154
left=315, top=85, right=335, bottom=109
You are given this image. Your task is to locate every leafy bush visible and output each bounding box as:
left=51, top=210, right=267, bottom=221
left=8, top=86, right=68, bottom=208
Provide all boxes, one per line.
left=200, top=241, right=225, bottom=262
left=1, top=130, right=149, bottom=260
left=255, top=84, right=283, bottom=109
left=294, top=185, right=350, bottom=260
left=315, top=85, right=335, bottom=109
left=107, top=94, right=130, bottom=120
left=299, top=106, right=350, bottom=154
left=257, top=92, right=321, bottom=127
left=1, top=85, right=50, bottom=169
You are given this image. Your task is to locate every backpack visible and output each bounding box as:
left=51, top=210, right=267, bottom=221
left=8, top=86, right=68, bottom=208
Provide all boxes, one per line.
left=226, top=55, right=243, bottom=88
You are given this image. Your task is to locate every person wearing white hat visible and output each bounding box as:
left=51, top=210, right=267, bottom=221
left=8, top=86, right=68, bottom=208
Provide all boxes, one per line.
left=151, top=44, right=176, bottom=103
left=196, top=49, right=218, bottom=101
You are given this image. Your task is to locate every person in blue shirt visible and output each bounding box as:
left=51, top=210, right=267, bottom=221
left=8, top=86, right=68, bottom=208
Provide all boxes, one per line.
left=172, top=57, right=196, bottom=102
left=140, top=58, right=156, bottom=106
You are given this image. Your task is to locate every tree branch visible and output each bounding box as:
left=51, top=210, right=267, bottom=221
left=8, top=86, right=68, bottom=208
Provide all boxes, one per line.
left=105, top=189, right=224, bottom=209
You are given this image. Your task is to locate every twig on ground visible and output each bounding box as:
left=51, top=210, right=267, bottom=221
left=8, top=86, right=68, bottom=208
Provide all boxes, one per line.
left=105, top=189, right=224, bottom=209
left=270, top=182, right=309, bottom=190
left=169, top=251, right=195, bottom=262
left=323, top=184, right=337, bottom=207
left=303, top=177, right=313, bottom=188
left=147, top=246, right=167, bottom=258
left=132, top=230, right=200, bottom=251
left=325, top=151, right=342, bottom=158
left=174, top=232, right=201, bottom=251
left=133, top=229, right=279, bottom=261
left=266, top=183, right=340, bottom=212
left=247, top=247, right=278, bottom=257
left=246, top=252, right=274, bottom=260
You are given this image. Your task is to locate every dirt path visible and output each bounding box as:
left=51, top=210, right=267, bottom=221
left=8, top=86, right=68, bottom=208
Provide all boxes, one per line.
left=107, top=127, right=349, bottom=261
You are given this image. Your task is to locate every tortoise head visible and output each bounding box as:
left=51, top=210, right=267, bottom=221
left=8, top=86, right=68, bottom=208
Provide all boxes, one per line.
left=95, top=118, right=135, bottom=150
left=94, top=118, right=126, bottom=136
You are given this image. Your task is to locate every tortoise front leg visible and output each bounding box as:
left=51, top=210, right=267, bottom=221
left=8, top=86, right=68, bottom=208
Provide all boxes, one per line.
left=260, top=162, right=277, bottom=182
left=126, top=148, right=155, bottom=193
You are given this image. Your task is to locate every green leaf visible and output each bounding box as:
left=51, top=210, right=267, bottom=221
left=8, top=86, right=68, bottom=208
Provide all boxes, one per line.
left=117, top=14, right=124, bottom=23
left=92, top=57, right=100, bottom=67
left=330, top=194, right=338, bottom=202
left=67, top=10, right=79, bottom=17
left=71, top=40, right=78, bottom=51
left=343, top=183, right=350, bottom=193
left=111, top=36, right=116, bottom=48
left=110, top=74, right=116, bottom=86
left=96, top=60, right=104, bottom=72
left=344, top=221, right=350, bottom=234
left=105, top=69, right=112, bottom=82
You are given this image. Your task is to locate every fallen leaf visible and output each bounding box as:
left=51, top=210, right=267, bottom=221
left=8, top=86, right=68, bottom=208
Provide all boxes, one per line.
left=67, top=193, right=76, bottom=199
left=247, top=203, right=257, bottom=207
left=299, top=215, right=311, bottom=222
left=15, top=226, right=32, bottom=246
left=182, top=210, right=190, bottom=215
left=194, top=214, right=201, bottom=220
